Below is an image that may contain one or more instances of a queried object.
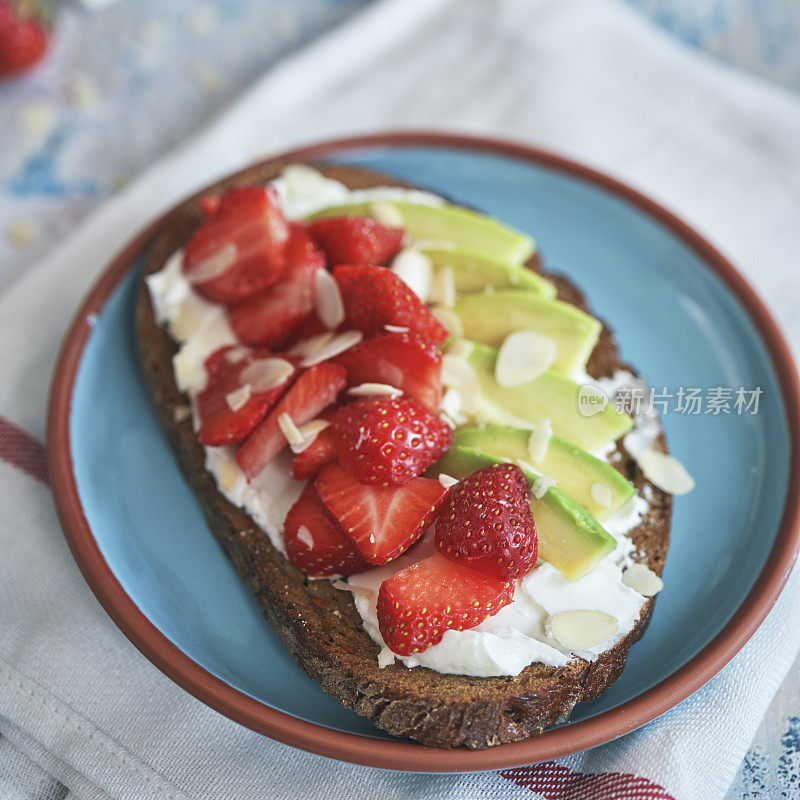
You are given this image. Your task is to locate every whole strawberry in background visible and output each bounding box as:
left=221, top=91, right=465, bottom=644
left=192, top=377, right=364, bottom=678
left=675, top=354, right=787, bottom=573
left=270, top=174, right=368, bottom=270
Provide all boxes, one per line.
left=0, top=1, right=51, bottom=78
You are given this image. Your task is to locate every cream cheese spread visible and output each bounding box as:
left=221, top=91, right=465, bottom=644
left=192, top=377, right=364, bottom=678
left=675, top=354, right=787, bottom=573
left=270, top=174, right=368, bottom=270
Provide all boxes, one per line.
left=146, top=166, right=654, bottom=679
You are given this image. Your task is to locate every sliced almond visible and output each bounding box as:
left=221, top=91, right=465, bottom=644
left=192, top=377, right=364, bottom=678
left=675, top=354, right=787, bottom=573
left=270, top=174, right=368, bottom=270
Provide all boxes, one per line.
left=225, top=384, right=252, bottom=412
left=636, top=449, right=695, bottom=495
left=289, top=418, right=331, bottom=454
left=369, top=201, right=404, bottom=228
left=301, top=330, right=363, bottom=367
left=224, top=346, right=251, bottom=364
left=314, top=268, right=345, bottom=329
left=548, top=610, right=619, bottom=651
left=390, top=247, right=432, bottom=301
left=495, top=330, right=557, bottom=387
left=173, top=405, right=192, bottom=424
left=440, top=387, right=467, bottom=426
left=532, top=474, right=556, bottom=499
left=296, top=525, right=314, bottom=549
left=185, top=242, right=236, bottom=283
left=622, top=563, right=664, bottom=597
left=348, top=383, right=403, bottom=399
left=216, top=456, right=243, bottom=495
left=441, top=354, right=480, bottom=414
left=438, top=474, right=459, bottom=489
left=288, top=330, right=334, bottom=358
left=277, top=412, right=305, bottom=447
left=240, top=358, right=294, bottom=393
left=527, top=419, right=553, bottom=464
left=590, top=482, right=613, bottom=509
left=431, top=307, right=463, bottom=339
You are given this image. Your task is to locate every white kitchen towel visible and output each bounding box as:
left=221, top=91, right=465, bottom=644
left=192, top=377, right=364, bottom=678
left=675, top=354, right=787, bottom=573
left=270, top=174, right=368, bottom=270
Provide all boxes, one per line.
left=2, top=0, right=800, bottom=798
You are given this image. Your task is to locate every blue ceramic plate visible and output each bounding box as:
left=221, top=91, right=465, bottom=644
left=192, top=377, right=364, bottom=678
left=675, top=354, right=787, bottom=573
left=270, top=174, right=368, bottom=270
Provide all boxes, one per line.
left=49, top=134, right=800, bottom=772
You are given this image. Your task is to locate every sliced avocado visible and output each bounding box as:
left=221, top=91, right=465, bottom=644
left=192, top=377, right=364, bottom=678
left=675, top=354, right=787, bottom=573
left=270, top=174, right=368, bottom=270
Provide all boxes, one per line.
left=453, top=290, right=601, bottom=376
left=433, top=446, right=616, bottom=581
left=422, top=246, right=555, bottom=298
left=454, top=425, right=634, bottom=520
left=307, top=201, right=534, bottom=265
left=467, top=342, right=633, bottom=452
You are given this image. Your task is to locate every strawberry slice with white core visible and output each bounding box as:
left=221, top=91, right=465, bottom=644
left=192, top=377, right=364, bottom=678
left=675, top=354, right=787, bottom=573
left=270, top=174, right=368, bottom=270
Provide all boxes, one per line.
left=333, top=264, right=449, bottom=345
left=195, top=345, right=294, bottom=446
left=236, top=362, right=347, bottom=479
left=315, top=463, right=446, bottom=565
left=229, top=224, right=325, bottom=349
left=332, top=331, right=443, bottom=410
left=376, top=553, right=514, bottom=655
left=183, top=186, right=289, bottom=304
left=284, top=483, right=369, bottom=577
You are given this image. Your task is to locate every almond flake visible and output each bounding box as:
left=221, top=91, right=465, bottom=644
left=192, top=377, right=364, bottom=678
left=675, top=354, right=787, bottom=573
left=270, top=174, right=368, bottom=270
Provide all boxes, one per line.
left=622, top=563, right=664, bottom=597
left=547, top=610, right=619, bottom=651
left=185, top=242, right=236, bottom=283
left=531, top=474, right=556, bottom=499
left=5, top=219, right=36, bottom=248
left=636, top=449, right=695, bottom=495
left=495, top=330, right=557, bottom=387
left=431, top=267, right=456, bottom=308
left=314, top=268, right=345, bottom=329
left=216, top=457, right=242, bottom=495
left=290, top=419, right=332, bottom=454
left=288, top=330, right=334, bottom=358
left=296, top=525, right=314, bottom=549
left=224, top=346, right=251, bottom=364
left=173, top=405, right=191, bottom=423
left=390, top=248, right=432, bottom=301
left=301, top=330, right=363, bottom=367
left=277, top=412, right=305, bottom=447
left=431, top=307, right=463, bottom=340
left=590, top=482, right=613, bottom=509
left=384, top=324, right=409, bottom=333
left=438, top=474, right=459, bottom=489
left=240, top=358, right=294, bottom=393
left=369, top=201, right=404, bottom=227
left=527, top=419, right=553, bottom=464
left=348, top=383, right=403, bottom=399
left=225, top=384, right=252, bottom=412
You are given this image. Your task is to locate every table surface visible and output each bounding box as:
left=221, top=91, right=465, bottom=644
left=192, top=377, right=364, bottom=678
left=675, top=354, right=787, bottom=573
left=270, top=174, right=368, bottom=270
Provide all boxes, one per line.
left=2, top=1, right=800, bottom=798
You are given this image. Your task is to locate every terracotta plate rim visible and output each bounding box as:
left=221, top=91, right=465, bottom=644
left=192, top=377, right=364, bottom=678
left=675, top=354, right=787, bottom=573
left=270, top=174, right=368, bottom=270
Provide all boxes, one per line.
left=47, top=131, right=800, bottom=772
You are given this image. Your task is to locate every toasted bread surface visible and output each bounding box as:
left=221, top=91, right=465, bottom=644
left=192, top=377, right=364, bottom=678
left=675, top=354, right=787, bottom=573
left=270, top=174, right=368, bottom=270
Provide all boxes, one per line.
left=135, top=163, right=672, bottom=749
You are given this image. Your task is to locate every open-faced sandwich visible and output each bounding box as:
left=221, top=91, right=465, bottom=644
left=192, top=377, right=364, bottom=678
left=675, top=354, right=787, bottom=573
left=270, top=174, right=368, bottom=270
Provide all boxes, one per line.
left=137, top=161, right=691, bottom=749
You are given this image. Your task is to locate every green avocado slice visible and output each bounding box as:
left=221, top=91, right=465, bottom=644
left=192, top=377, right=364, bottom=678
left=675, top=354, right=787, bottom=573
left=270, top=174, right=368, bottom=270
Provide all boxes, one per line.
left=466, top=342, right=633, bottom=452
left=453, top=290, right=601, bottom=376
left=453, top=425, right=634, bottom=521
left=421, top=246, right=555, bottom=298
left=432, top=446, right=616, bottom=581
left=306, top=201, right=534, bottom=265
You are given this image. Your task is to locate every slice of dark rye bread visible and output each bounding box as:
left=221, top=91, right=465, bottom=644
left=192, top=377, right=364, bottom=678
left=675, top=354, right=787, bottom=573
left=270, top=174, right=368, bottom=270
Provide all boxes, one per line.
left=135, top=162, right=672, bottom=750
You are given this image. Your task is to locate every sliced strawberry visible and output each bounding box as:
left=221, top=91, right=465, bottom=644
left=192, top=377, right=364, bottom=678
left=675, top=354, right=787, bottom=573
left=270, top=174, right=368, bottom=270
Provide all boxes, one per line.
left=315, top=462, right=446, bottom=565
left=334, top=265, right=448, bottom=345
left=229, top=224, right=325, bottom=348
left=195, top=345, right=296, bottom=446
left=0, top=2, right=50, bottom=77
left=236, top=362, right=347, bottom=479
left=307, top=216, right=403, bottom=267
left=284, top=483, right=369, bottom=577
left=377, top=553, right=514, bottom=655
left=183, top=185, right=289, bottom=304
left=435, top=464, right=538, bottom=580
left=291, top=425, right=337, bottom=480
left=329, top=397, right=452, bottom=486
left=332, top=331, right=442, bottom=410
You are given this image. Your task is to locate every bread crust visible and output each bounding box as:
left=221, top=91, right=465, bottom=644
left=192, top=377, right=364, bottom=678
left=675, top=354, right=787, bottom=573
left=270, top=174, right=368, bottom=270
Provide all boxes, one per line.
left=135, top=163, right=672, bottom=749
